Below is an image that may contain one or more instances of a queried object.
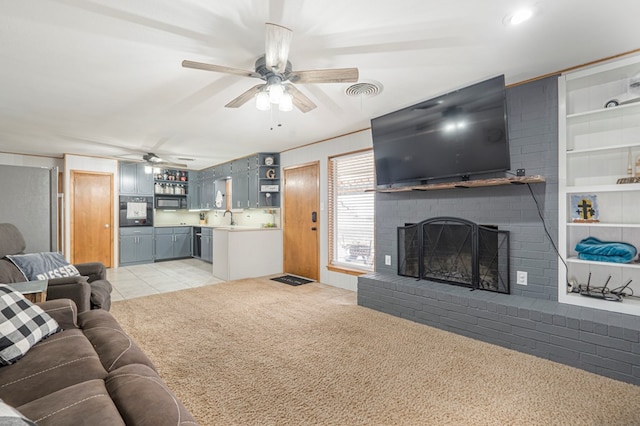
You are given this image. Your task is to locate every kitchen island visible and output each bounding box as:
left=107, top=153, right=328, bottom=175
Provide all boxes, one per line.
left=212, top=227, right=283, bottom=281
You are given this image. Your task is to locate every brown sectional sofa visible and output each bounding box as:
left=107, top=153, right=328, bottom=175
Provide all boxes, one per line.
left=0, top=223, right=112, bottom=312
left=0, top=298, right=198, bottom=425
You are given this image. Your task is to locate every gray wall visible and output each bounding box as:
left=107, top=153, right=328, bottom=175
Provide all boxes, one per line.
left=374, top=76, right=560, bottom=300
left=0, top=165, right=57, bottom=253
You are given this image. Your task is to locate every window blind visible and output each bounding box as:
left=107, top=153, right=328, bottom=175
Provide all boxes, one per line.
left=328, top=150, right=375, bottom=271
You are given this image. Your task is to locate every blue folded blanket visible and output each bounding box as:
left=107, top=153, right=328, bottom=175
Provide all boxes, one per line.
left=575, top=237, right=637, bottom=263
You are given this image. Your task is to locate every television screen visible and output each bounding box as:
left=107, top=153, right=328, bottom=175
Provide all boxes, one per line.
left=371, top=75, right=510, bottom=187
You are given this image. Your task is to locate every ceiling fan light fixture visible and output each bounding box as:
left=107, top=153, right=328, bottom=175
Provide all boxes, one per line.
left=269, top=82, right=284, bottom=104
left=279, top=92, right=293, bottom=112
left=256, top=91, right=271, bottom=111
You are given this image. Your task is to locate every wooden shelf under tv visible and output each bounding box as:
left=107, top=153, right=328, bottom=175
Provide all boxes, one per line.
left=372, top=175, right=546, bottom=193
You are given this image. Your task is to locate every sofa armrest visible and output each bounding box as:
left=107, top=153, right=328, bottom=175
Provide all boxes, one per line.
left=74, top=262, right=106, bottom=282
left=46, top=279, right=91, bottom=313
left=37, top=299, right=78, bottom=330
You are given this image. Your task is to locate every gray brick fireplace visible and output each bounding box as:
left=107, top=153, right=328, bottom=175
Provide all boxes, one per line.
left=358, top=76, right=640, bottom=386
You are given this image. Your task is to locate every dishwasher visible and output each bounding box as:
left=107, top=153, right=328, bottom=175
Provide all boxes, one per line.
left=193, top=227, right=202, bottom=259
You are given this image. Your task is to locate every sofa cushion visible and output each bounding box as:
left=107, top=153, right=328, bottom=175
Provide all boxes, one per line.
left=0, top=329, right=107, bottom=407
left=106, top=364, right=198, bottom=426
left=0, top=399, right=36, bottom=426
left=78, top=309, right=156, bottom=372
left=17, top=379, right=125, bottom=426
left=0, top=285, right=59, bottom=365
left=5, top=252, right=80, bottom=281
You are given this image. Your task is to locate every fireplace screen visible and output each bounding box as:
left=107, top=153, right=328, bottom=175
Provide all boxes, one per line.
left=398, top=217, right=509, bottom=294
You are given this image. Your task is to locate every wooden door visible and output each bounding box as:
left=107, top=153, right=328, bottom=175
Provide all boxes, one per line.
left=70, top=171, right=113, bottom=267
left=283, top=162, right=319, bottom=280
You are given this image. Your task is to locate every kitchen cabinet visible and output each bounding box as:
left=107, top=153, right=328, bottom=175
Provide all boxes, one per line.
left=119, top=162, right=154, bottom=196
left=201, top=227, right=213, bottom=263
left=188, top=171, right=201, bottom=210
left=201, top=174, right=216, bottom=209
left=218, top=162, right=233, bottom=179
left=232, top=170, right=249, bottom=209
left=154, top=227, right=192, bottom=260
left=119, top=227, right=154, bottom=265
left=558, top=53, right=640, bottom=316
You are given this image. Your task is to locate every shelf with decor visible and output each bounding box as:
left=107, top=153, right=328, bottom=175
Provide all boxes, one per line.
left=153, top=168, right=189, bottom=196
left=253, top=153, right=280, bottom=207
left=558, top=52, right=640, bottom=316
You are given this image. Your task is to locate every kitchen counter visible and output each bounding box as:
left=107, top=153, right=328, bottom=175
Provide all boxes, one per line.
left=212, top=228, right=283, bottom=281
left=154, top=224, right=279, bottom=230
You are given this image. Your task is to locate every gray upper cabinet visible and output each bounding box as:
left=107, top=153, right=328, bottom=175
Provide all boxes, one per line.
left=201, top=174, right=216, bottom=209
left=187, top=171, right=201, bottom=210
left=120, top=162, right=154, bottom=196
left=203, top=153, right=279, bottom=209
left=232, top=170, right=249, bottom=209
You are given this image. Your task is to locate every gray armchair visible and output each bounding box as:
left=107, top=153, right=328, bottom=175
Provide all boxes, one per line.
left=0, top=223, right=112, bottom=312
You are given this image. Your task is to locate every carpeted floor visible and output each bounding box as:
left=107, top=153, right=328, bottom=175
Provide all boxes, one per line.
left=110, top=278, right=640, bottom=425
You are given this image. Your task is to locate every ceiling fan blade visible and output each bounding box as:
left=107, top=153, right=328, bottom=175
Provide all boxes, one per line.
left=289, top=68, right=359, bottom=84
left=265, top=23, right=293, bottom=72
left=182, top=60, right=261, bottom=79
left=225, top=84, right=266, bottom=108
left=285, top=84, right=316, bottom=113
left=143, top=152, right=188, bottom=169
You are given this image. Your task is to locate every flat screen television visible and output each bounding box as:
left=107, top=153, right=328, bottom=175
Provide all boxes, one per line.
left=371, top=75, right=510, bottom=187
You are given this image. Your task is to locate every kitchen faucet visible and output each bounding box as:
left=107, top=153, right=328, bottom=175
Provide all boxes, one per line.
left=223, top=210, right=235, bottom=225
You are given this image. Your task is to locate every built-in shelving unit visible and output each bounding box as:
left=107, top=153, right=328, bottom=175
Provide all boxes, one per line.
left=153, top=169, right=188, bottom=196
left=373, top=175, right=545, bottom=193
left=558, top=53, right=640, bottom=316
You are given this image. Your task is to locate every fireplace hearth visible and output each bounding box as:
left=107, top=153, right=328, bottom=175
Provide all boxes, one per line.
left=398, top=217, right=509, bottom=293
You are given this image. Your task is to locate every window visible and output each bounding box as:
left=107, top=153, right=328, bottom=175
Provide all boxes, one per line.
left=328, top=149, right=375, bottom=272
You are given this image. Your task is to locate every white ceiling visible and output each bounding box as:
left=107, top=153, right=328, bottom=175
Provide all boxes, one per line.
left=1, top=0, right=639, bottom=169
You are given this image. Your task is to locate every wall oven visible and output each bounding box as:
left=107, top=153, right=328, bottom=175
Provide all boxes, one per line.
left=155, top=195, right=187, bottom=210
left=119, top=196, right=153, bottom=227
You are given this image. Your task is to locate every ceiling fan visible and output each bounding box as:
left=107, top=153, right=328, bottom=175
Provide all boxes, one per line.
left=142, top=152, right=188, bottom=169
left=182, top=23, right=359, bottom=113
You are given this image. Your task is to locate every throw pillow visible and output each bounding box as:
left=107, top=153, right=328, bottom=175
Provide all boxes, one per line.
left=5, top=252, right=80, bottom=281
left=0, top=399, right=36, bottom=426
left=0, top=285, right=60, bottom=365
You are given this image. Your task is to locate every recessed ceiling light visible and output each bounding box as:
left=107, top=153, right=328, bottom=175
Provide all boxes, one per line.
left=504, top=8, right=534, bottom=26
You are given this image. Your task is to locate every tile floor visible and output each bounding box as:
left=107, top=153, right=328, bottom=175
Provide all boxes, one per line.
left=107, top=258, right=224, bottom=302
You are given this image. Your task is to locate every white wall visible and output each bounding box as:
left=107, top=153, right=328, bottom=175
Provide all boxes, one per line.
left=0, top=152, right=63, bottom=169
left=280, top=129, right=372, bottom=291
left=63, top=154, right=119, bottom=263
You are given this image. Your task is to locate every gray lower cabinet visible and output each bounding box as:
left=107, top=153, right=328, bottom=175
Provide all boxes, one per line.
left=120, top=227, right=154, bottom=266
left=154, top=227, right=192, bottom=260
left=201, top=228, right=213, bottom=263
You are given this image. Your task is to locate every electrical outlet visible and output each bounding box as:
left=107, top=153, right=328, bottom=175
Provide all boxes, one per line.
left=516, top=270, right=528, bottom=285
left=385, top=255, right=392, bottom=265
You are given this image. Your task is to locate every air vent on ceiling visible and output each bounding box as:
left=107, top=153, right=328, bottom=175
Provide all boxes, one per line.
left=177, top=157, right=195, bottom=162
left=345, top=81, right=383, bottom=98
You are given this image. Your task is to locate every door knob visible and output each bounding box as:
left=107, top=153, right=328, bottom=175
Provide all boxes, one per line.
left=104, top=224, right=110, bottom=228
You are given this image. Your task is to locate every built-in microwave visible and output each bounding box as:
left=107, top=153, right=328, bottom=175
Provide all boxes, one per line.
left=119, top=196, right=153, bottom=227
left=155, top=196, right=187, bottom=210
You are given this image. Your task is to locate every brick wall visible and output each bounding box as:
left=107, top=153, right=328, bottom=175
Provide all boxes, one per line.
left=359, top=76, right=640, bottom=386
left=374, top=76, right=559, bottom=300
